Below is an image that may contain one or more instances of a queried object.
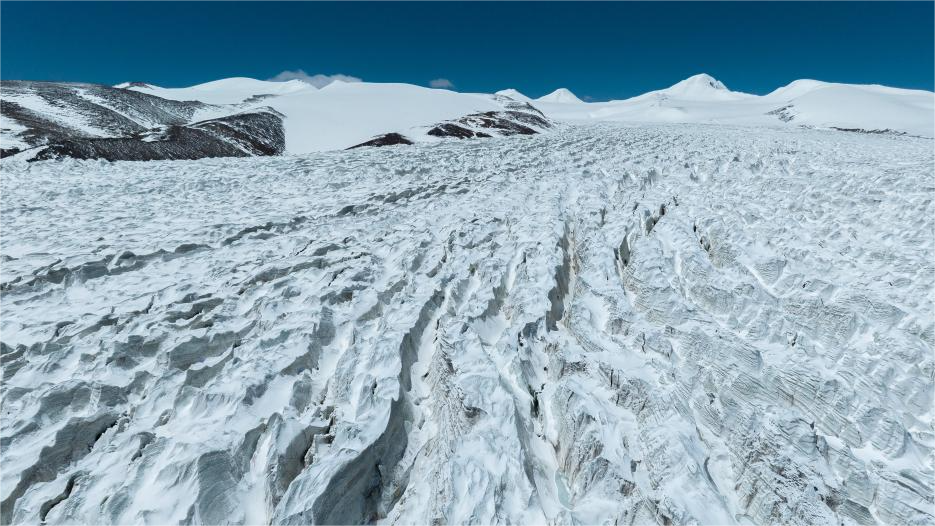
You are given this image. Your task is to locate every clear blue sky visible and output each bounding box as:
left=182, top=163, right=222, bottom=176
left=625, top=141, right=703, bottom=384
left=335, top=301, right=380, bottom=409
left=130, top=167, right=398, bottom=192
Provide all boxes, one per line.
left=2, top=1, right=932, bottom=100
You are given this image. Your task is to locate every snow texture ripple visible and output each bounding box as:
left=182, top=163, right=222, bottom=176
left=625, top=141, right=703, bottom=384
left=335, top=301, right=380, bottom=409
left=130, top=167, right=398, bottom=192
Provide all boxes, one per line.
left=1, top=123, right=932, bottom=525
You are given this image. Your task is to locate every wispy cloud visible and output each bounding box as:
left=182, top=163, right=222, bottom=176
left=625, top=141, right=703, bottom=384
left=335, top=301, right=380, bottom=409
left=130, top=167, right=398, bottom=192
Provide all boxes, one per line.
left=429, top=78, right=455, bottom=89
left=268, top=69, right=362, bottom=88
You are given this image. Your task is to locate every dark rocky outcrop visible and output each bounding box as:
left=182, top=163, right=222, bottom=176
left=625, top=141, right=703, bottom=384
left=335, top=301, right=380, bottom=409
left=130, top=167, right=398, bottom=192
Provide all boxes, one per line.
left=30, top=109, right=285, bottom=162
left=427, top=110, right=552, bottom=139
left=1, top=80, right=206, bottom=146
left=1, top=81, right=284, bottom=162
left=347, top=132, right=414, bottom=149
left=349, top=95, right=553, bottom=148
left=830, top=127, right=908, bottom=136
left=356, top=105, right=554, bottom=147
left=427, top=123, right=492, bottom=139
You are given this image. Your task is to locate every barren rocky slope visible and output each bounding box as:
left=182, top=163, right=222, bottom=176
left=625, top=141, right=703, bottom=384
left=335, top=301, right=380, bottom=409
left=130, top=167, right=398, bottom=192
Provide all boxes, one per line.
left=1, top=123, right=932, bottom=525
left=0, top=81, right=286, bottom=162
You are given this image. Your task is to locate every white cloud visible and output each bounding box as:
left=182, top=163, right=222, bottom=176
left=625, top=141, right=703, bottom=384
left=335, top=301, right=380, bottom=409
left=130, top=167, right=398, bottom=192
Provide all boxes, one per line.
left=429, top=78, right=455, bottom=89
left=268, top=69, right=362, bottom=88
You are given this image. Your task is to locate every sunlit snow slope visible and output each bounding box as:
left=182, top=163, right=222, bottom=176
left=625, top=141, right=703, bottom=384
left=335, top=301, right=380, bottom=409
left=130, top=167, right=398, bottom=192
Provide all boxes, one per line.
left=2, top=123, right=932, bottom=525
left=127, top=80, right=510, bottom=153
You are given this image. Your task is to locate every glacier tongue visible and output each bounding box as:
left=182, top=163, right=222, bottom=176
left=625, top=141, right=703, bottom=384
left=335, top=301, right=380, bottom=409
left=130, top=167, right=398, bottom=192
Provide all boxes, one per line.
left=1, top=123, right=932, bottom=525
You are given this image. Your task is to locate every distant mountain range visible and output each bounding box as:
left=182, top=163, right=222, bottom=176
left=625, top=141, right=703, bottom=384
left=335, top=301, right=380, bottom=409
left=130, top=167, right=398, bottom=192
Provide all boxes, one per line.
left=2, top=74, right=931, bottom=162
left=526, top=74, right=934, bottom=137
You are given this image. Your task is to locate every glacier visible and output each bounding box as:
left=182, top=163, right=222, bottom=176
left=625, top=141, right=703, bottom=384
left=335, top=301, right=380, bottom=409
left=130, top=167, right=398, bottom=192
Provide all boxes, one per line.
left=1, top=122, right=932, bottom=525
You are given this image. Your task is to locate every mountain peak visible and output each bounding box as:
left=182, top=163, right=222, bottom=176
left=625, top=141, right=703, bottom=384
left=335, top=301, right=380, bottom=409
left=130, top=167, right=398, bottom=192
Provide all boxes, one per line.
left=537, top=88, right=583, bottom=104
left=670, top=73, right=728, bottom=91
left=495, top=88, right=532, bottom=102
left=114, top=81, right=155, bottom=89
left=649, top=73, right=753, bottom=101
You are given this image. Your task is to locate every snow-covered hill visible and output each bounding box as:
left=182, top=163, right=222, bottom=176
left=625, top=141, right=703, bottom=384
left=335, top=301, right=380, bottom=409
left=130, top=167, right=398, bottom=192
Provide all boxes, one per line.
left=127, top=80, right=552, bottom=153
left=646, top=73, right=753, bottom=101
left=255, top=82, right=536, bottom=153
left=132, top=73, right=930, bottom=140
left=495, top=88, right=533, bottom=102
left=3, top=74, right=932, bottom=162
left=532, top=74, right=934, bottom=137
left=2, top=123, right=932, bottom=525
left=125, top=77, right=315, bottom=105
left=537, top=88, right=584, bottom=104
left=1, top=80, right=552, bottom=160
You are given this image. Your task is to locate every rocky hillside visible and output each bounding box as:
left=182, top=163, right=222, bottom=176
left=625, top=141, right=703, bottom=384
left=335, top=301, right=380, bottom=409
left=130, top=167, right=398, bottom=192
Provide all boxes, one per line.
left=1, top=81, right=284, bottom=161
left=1, top=80, right=554, bottom=161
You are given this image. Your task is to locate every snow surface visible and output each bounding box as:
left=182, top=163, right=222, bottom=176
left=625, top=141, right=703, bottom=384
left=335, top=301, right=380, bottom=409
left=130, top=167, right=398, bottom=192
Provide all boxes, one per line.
left=2, top=123, right=932, bottom=525
left=126, top=77, right=315, bottom=105
left=0, top=114, right=30, bottom=150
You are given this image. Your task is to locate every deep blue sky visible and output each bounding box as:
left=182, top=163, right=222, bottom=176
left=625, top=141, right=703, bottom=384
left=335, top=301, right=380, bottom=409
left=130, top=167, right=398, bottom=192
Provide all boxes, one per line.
left=2, top=2, right=932, bottom=100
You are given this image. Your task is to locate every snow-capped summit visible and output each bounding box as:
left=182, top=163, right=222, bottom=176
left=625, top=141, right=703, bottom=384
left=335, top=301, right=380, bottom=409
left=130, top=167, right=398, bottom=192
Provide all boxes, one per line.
left=537, top=88, right=583, bottom=104
left=650, top=73, right=751, bottom=101
left=495, top=88, right=532, bottom=102
left=672, top=73, right=728, bottom=91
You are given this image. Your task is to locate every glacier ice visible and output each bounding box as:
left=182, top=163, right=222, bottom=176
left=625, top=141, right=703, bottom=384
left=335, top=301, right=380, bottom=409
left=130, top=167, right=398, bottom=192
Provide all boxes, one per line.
left=1, top=123, right=932, bottom=525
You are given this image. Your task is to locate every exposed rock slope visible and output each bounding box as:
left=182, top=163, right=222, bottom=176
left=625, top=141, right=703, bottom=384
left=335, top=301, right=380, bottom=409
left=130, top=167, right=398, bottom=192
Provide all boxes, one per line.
left=0, top=81, right=285, bottom=161
left=30, top=109, right=285, bottom=162
left=349, top=99, right=552, bottom=148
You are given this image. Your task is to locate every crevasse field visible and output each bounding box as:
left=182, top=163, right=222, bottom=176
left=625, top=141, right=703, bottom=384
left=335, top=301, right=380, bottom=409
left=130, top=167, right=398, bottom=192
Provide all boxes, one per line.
left=1, top=123, right=933, bottom=525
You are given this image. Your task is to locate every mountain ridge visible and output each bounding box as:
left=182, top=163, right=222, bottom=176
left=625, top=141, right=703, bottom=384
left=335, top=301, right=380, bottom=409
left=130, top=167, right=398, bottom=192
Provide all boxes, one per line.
left=2, top=74, right=932, bottom=162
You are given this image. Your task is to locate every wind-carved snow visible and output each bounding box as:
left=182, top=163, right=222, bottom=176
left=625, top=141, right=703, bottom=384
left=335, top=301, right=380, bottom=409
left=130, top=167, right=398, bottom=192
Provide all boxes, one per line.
left=1, top=123, right=933, bottom=525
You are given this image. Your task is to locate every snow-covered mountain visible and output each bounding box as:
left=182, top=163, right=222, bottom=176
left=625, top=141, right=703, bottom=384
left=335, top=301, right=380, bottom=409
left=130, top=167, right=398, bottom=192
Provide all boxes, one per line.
left=116, top=79, right=552, bottom=153
left=1, top=79, right=552, bottom=161
left=240, top=82, right=549, bottom=153
left=533, top=74, right=934, bottom=137
left=495, top=88, right=533, bottom=102
left=2, top=73, right=932, bottom=161
left=536, top=88, right=584, bottom=104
